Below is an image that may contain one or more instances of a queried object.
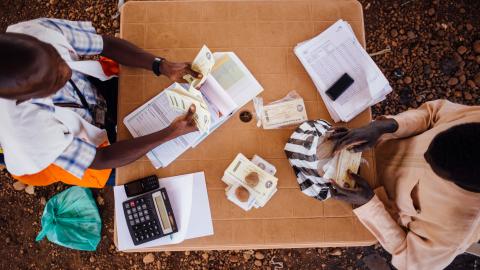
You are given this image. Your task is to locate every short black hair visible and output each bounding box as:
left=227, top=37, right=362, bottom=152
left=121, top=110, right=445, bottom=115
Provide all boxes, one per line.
left=0, top=33, right=45, bottom=97
left=426, top=123, right=480, bottom=188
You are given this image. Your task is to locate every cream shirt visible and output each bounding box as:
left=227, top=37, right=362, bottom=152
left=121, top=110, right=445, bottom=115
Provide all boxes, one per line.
left=354, top=100, right=480, bottom=270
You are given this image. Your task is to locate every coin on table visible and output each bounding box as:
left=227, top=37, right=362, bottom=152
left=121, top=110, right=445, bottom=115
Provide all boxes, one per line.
left=235, top=186, right=250, bottom=202
left=245, top=172, right=260, bottom=187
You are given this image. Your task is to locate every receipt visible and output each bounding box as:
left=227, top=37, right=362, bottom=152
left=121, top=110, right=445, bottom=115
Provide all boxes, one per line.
left=261, top=98, right=308, bottom=129
left=183, top=45, right=215, bottom=88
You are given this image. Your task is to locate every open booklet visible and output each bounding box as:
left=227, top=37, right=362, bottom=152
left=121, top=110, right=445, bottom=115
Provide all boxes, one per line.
left=124, top=46, right=263, bottom=168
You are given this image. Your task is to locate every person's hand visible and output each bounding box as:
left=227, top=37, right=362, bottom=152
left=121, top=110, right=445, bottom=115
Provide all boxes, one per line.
left=166, top=105, right=198, bottom=138
left=329, top=118, right=398, bottom=153
left=329, top=171, right=375, bottom=207
left=160, top=59, right=202, bottom=83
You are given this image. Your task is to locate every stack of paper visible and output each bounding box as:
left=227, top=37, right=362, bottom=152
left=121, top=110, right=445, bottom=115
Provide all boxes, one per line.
left=323, top=149, right=362, bottom=189
left=222, top=154, right=278, bottom=211
left=113, top=172, right=213, bottom=251
left=294, top=20, right=392, bottom=122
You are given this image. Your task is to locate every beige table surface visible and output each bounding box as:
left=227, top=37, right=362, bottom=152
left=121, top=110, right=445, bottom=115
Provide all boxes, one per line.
left=116, top=0, right=377, bottom=251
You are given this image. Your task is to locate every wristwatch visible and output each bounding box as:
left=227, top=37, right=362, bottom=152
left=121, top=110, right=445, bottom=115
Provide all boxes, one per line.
left=152, top=57, right=165, bottom=76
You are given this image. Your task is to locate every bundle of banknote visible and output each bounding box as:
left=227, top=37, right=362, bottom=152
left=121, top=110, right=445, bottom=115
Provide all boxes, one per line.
left=164, top=83, right=211, bottom=133
left=183, top=45, right=215, bottom=88
left=222, top=154, right=278, bottom=211
left=260, top=98, right=308, bottom=129
left=323, top=149, right=362, bottom=189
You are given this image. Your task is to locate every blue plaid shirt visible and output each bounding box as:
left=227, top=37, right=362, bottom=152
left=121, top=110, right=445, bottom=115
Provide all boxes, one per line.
left=23, top=18, right=105, bottom=179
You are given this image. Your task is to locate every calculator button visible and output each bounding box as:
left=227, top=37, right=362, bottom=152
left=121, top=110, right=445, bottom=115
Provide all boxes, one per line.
left=130, top=201, right=135, bottom=207
left=146, top=216, right=150, bottom=221
left=128, top=215, right=133, bottom=220
left=138, top=212, right=143, bottom=217
left=135, top=237, right=139, bottom=242
left=143, top=210, right=149, bottom=215
left=124, top=203, right=130, bottom=209
left=140, top=198, right=145, bottom=203
left=132, top=208, right=137, bottom=213
left=137, top=206, right=142, bottom=211
left=155, top=230, right=160, bottom=235
left=142, top=204, right=147, bottom=210
left=140, top=217, right=145, bottom=222
left=127, top=209, right=132, bottom=215
left=135, top=218, right=140, bottom=224
left=129, top=220, right=135, bottom=226
left=133, top=213, right=138, bottom=218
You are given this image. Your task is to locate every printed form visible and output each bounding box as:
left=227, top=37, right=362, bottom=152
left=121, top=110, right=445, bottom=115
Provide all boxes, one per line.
left=295, top=20, right=391, bottom=122
left=124, top=92, right=201, bottom=168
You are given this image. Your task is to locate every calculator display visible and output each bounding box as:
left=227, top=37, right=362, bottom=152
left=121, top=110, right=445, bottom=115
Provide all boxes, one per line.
left=154, top=193, right=172, bottom=233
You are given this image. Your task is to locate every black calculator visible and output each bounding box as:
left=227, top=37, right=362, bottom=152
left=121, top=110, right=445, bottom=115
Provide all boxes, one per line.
left=122, top=188, right=178, bottom=245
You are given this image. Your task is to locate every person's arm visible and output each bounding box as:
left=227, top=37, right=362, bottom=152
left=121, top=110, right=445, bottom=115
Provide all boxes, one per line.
left=332, top=99, right=463, bottom=152
left=331, top=173, right=470, bottom=270
left=100, top=35, right=200, bottom=82
left=90, top=105, right=197, bottom=169
left=380, top=99, right=462, bottom=140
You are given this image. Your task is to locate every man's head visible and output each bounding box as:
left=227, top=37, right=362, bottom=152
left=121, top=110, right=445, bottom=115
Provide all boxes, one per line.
left=424, top=123, right=480, bottom=192
left=0, top=33, right=71, bottom=101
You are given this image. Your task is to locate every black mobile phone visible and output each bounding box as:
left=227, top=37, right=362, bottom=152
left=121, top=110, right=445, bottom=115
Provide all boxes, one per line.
left=124, top=175, right=160, bottom=197
left=325, top=73, right=354, bottom=101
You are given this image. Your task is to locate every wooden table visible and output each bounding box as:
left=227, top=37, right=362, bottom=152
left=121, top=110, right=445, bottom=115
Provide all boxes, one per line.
left=116, top=0, right=377, bottom=251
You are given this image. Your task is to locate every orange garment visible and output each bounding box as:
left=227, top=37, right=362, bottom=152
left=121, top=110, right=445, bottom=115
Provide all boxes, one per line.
left=12, top=141, right=111, bottom=188
left=12, top=165, right=111, bottom=188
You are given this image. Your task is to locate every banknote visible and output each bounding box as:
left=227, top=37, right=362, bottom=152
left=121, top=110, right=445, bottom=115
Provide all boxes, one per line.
left=261, top=98, right=308, bottom=129
left=224, top=153, right=278, bottom=199
left=251, top=155, right=277, bottom=175
left=183, top=45, right=215, bottom=88
left=335, top=149, right=362, bottom=188
left=225, top=183, right=256, bottom=211
left=164, top=86, right=211, bottom=133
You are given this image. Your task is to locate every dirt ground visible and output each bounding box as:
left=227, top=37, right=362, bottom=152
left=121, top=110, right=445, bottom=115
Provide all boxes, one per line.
left=0, top=0, right=479, bottom=269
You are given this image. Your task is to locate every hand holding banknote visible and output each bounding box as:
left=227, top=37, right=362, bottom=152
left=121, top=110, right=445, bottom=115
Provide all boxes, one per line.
left=330, top=118, right=399, bottom=153
left=160, top=59, right=202, bottom=83
left=329, top=171, right=374, bottom=207
left=166, top=104, right=199, bottom=138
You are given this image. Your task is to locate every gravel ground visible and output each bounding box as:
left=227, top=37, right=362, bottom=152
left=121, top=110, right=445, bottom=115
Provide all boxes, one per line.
left=0, top=0, right=479, bottom=269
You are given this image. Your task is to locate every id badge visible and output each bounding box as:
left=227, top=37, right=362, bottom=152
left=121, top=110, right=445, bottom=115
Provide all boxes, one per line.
left=93, top=105, right=106, bottom=128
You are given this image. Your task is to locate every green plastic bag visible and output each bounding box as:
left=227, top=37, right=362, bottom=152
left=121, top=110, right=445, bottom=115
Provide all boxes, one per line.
left=36, top=186, right=102, bottom=251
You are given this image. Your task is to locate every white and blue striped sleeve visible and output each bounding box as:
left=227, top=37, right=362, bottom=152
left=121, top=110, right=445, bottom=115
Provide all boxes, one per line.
left=54, top=137, right=97, bottom=179
left=38, top=18, right=103, bottom=56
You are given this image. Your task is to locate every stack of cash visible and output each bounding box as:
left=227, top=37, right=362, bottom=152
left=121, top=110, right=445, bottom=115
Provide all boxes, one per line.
left=164, top=83, right=211, bottom=132
left=183, top=45, right=215, bottom=88
left=323, top=149, right=362, bottom=188
left=222, top=154, right=278, bottom=211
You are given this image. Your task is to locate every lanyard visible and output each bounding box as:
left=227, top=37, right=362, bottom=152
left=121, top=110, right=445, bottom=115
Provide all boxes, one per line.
left=68, top=79, right=93, bottom=115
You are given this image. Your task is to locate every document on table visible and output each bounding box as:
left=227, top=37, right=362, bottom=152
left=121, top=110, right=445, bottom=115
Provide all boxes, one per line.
left=114, top=172, right=213, bottom=251
left=124, top=46, right=263, bottom=167
left=123, top=92, right=202, bottom=168
left=295, top=20, right=392, bottom=122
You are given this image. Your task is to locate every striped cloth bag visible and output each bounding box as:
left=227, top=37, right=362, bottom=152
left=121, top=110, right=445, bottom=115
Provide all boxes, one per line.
left=284, top=120, right=333, bottom=201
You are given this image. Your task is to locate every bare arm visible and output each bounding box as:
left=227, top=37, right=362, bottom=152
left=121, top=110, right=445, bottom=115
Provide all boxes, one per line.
left=90, top=106, right=197, bottom=169
left=100, top=35, right=200, bottom=81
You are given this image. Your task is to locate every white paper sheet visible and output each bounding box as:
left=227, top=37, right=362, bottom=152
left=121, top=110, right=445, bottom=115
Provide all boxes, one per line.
left=295, top=20, right=392, bottom=122
left=114, top=172, right=213, bottom=251
left=212, top=52, right=264, bottom=108
left=123, top=92, right=202, bottom=168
